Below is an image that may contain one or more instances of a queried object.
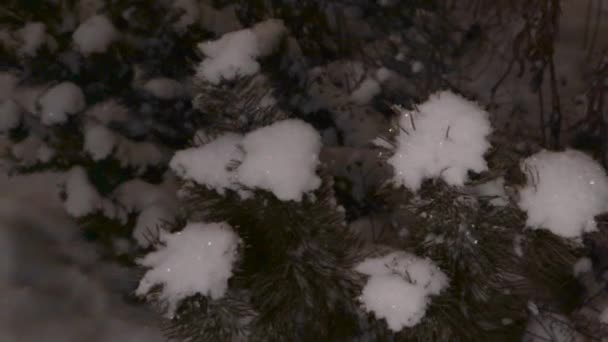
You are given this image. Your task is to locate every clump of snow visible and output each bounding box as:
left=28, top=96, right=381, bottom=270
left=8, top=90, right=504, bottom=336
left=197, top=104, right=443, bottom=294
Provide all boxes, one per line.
left=518, top=149, right=608, bottom=239
left=171, top=119, right=321, bottom=201
left=0, top=100, right=21, bottom=132
left=63, top=166, right=102, bottom=217
left=38, top=82, right=86, bottom=125
left=196, top=19, right=286, bottom=84
left=142, top=78, right=183, bottom=100
left=136, top=222, right=240, bottom=317
left=388, top=91, right=492, bottom=191
left=355, top=251, right=448, bottom=331
left=73, top=15, right=118, bottom=55
left=170, top=133, right=243, bottom=194
left=85, top=99, right=129, bottom=124
left=84, top=123, right=117, bottom=160
left=16, top=22, right=48, bottom=56
left=351, top=78, right=381, bottom=105
left=237, top=119, right=321, bottom=201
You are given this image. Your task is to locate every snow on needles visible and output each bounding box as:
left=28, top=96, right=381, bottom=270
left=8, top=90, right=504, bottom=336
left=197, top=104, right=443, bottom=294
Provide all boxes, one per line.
left=196, top=19, right=286, bottom=84
left=237, top=119, right=322, bottom=201
left=170, top=119, right=322, bottom=201
left=170, top=133, right=244, bottom=194
left=136, top=222, right=240, bottom=317
left=38, top=82, right=86, bottom=125
left=355, top=252, right=448, bottom=331
left=518, top=149, right=608, bottom=239
left=388, top=91, right=492, bottom=191
left=72, top=14, right=118, bottom=55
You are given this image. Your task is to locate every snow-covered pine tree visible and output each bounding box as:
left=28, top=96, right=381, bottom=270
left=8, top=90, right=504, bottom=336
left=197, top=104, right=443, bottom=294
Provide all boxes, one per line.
left=2, top=0, right=608, bottom=341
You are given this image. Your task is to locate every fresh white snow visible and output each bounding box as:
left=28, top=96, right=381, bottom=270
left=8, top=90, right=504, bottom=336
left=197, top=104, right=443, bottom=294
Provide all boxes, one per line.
left=355, top=251, right=448, bottom=331
left=388, top=90, right=492, bottom=191
left=72, top=14, right=119, bottom=55
left=518, top=149, right=608, bottom=238
left=236, top=119, right=322, bottom=201
left=171, top=119, right=321, bottom=201
left=83, top=123, right=117, bottom=160
left=170, top=133, right=243, bottom=194
left=38, top=82, right=86, bottom=125
left=136, top=222, right=240, bottom=317
left=196, top=19, right=286, bottom=84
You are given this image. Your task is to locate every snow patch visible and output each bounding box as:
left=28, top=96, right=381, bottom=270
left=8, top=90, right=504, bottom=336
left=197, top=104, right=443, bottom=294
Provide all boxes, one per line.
left=388, top=91, right=492, bottom=191
left=170, top=133, right=243, bottom=194
left=73, top=15, right=118, bottom=55
left=355, top=251, right=448, bottom=331
left=136, top=222, right=240, bottom=317
left=39, top=82, right=86, bottom=125
left=196, top=19, right=286, bottom=84
left=237, top=119, right=321, bottom=201
left=84, top=123, right=117, bottom=160
left=518, top=149, right=608, bottom=239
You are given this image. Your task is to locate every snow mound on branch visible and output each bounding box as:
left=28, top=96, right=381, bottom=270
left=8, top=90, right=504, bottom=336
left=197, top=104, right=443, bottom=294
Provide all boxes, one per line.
left=84, top=123, right=117, bottom=160
left=196, top=19, right=286, bottom=84
left=237, top=119, right=322, bottom=201
left=388, top=91, right=492, bottom=191
left=73, top=15, right=118, bottom=55
left=171, top=119, right=321, bottom=201
left=355, top=252, right=448, bottom=331
left=518, top=149, right=608, bottom=239
left=39, top=82, right=86, bottom=125
left=136, top=222, right=240, bottom=317
left=170, top=133, right=243, bottom=194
